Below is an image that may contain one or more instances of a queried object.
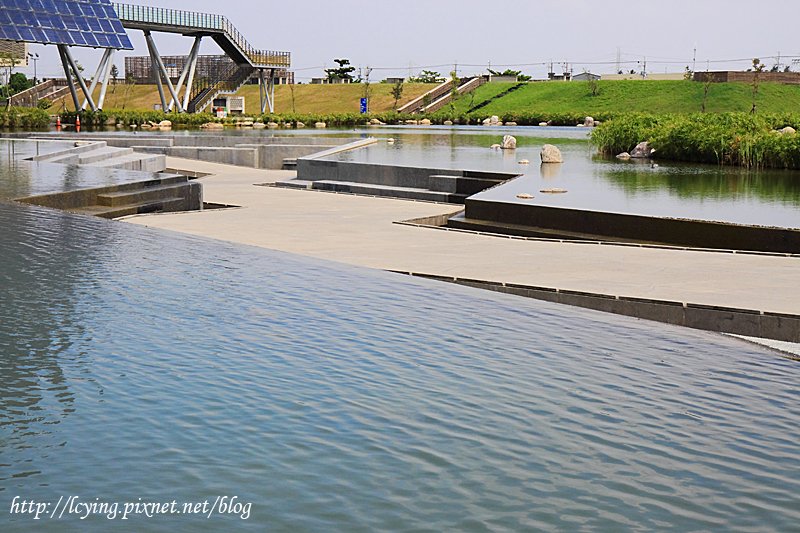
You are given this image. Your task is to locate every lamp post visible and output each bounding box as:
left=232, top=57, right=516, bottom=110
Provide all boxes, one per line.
left=28, top=52, right=38, bottom=84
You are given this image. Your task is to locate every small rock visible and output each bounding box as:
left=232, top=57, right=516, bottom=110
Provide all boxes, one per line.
left=387, top=138, right=395, bottom=144
left=501, top=135, right=517, bottom=149
left=616, top=152, right=631, bottom=160
left=518, top=159, right=530, bottom=165
left=576, top=123, right=586, bottom=127
left=116, top=123, right=123, bottom=128
left=129, top=124, right=137, bottom=129
left=140, top=123, right=152, bottom=129
left=419, top=118, right=432, bottom=126
left=159, top=120, right=172, bottom=127
left=252, top=122, right=266, bottom=129
left=296, top=121, right=305, bottom=128
left=241, top=120, right=254, bottom=127
left=630, top=141, right=652, bottom=158
left=593, top=120, right=602, bottom=126
left=443, top=120, right=453, bottom=126
left=780, top=126, right=796, bottom=135
left=584, top=116, right=595, bottom=127
left=540, top=188, right=568, bottom=194
left=315, top=121, right=327, bottom=128
left=490, top=144, right=502, bottom=150
left=540, top=144, right=563, bottom=163
left=516, top=193, right=534, bottom=199
left=405, top=119, right=418, bottom=125
left=538, top=122, right=548, bottom=127
left=505, top=121, right=517, bottom=126
left=267, top=122, right=279, bottom=128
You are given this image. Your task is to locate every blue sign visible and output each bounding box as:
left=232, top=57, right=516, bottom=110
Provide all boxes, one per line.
left=360, top=97, right=368, bottom=114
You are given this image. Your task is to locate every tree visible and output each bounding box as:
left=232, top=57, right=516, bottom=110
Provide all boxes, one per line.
left=110, top=64, right=119, bottom=85
left=409, top=70, right=443, bottom=83
left=448, top=70, right=460, bottom=112
left=751, top=58, right=765, bottom=114
left=488, top=68, right=531, bottom=82
left=324, top=58, right=356, bottom=83
left=8, top=72, right=32, bottom=94
left=391, top=79, right=404, bottom=110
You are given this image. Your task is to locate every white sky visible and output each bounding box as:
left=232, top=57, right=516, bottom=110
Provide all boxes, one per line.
left=16, top=0, right=800, bottom=82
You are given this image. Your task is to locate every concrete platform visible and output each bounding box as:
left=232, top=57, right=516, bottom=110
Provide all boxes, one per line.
left=124, top=157, right=800, bottom=342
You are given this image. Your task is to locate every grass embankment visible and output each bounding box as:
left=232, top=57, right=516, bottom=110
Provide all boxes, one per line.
left=592, top=113, right=800, bottom=169
left=47, top=83, right=438, bottom=115
left=458, top=80, right=800, bottom=116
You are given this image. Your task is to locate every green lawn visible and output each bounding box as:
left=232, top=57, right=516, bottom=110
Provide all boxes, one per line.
left=457, top=80, right=800, bottom=116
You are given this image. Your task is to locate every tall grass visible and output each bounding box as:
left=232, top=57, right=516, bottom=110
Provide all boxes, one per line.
left=0, top=107, right=50, bottom=129
left=592, top=112, right=800, bottom=169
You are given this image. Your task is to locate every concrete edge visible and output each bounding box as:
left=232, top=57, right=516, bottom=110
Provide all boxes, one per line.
left=393, top=217, right=800, bottom=259
left=390, top=271, right=800, bottom=343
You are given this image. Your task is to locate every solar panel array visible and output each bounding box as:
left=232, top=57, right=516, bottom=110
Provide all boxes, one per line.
left=0, top=0, right=132, bottom=49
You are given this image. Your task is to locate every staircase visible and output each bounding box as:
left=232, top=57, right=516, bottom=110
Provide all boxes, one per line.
left=187, top=64, right=254, bottom=113
left=30, top=141, right=166, bottom=172
left=276, top=161, right=518, bottom=204
left=7, top=79, right=72, bottom=108
left=397, top=76, right=487, bottom=114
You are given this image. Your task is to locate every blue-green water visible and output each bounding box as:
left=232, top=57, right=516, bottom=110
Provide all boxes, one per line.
left=1, top=200, right=799, bottom=531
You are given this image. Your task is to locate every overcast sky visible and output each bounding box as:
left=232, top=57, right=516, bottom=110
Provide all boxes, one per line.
left=18, top=0, right=800, bottom=81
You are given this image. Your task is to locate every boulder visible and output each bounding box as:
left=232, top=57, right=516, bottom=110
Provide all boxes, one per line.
left=419, top=118, right=432, bottom=125
left=296, top=121, right=305, bottom=128
left=630, top=141, right=653, bottom=158
left=315, top=121, right=327, bottom=128
left=241, top=120, right=254, bottom=127
left=780, top=126, right=796, bottom=135
left=201, top=122, right=224, bottom=130
left=252, top=122, right=266, bottom=129
left=369, top=118, right=386, bottom=125
left=405, top=119, right=418, bottom=125
left=501, top=135, right=517, bottom=149
left=159, top=120, right=172, bottom=128
left=616, top=152, right=631, bottom=160
left=267, top=122, right=279, bottom=128
left=443, top=120, right=453, bottom=126
left=490, top=144, right=501, bottom=150
left=540, top=144, right=563, bottom=163
left=538, top=122, right=548, bottom=127
left=505, top=121, right=518, bottom=126
left=584, top=116, right=595, bottom=127
left=483, top=115, right=501, bottom=126
left=140, top=123, right=152, bottom=129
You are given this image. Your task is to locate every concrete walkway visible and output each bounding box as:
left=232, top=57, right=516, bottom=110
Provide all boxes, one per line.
left=125, top=157, right=800, bottom=319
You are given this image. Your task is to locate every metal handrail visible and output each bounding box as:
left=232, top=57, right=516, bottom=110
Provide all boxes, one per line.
left=112, top=3, right=290, bottom=68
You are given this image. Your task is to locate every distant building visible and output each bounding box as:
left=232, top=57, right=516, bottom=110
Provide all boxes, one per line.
left=310, top=77, right=352, bottom=84
left=572, top=72, right=600, bottom=82
left=548, top=72, right=572, bottom=81
left=693, top=70, right=800, bottom=85
left=488, top=74, right=518, bottom=83
left=383, top=77, right=405, bottom=84
left=124, top=55, right=293, bottom=85
left=0, top=41, right=28, bottom=67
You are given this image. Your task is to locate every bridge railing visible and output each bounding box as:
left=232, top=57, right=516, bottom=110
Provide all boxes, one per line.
left=112, top=3, right=290, bottom=68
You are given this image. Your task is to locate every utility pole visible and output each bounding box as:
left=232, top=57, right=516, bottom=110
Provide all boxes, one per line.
left=692, top=46, right=696, bottom=73
left=616, top=47, right=621, bottom=73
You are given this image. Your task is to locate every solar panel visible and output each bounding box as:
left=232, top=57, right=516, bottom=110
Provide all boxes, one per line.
left=0, top=0, right=132, bottom=49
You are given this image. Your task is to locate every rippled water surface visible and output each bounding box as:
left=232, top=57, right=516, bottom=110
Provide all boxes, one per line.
left=1, top=201, right=799, bottom=531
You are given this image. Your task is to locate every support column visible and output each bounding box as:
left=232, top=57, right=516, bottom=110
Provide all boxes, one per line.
left=97, top=49, right=116, bottom=110
left=61, top=45, right=97, bottom=111
left=169, top=35, right=201, bottom=112
left=182, top=37, right=202, bottom=111
left=259, top=68, right=276, bottom=114
left=144, top=31, right=183, bottom=113
left=82, top=48, right=112, bottom=110
left=57, top=45, right=80, bottom=111
left=144, top=31, right=167, bottom=111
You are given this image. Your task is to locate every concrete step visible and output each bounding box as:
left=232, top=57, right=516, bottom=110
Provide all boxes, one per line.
left=70, top=197, right=187, bottom=219
left=91, top=153, right=166, bottom=172
left=97, top=183, right=190, bottom=207
left=274, top=179, right=312, bottom=189
left=311, top=180, right=468, bottom=204
left=428, top=174, right=506, bottom=195
left=78, top=146, right=134, bottom=164
left=282, top=158, right=297, bottom=170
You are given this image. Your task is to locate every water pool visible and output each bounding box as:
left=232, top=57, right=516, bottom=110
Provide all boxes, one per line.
left=331, top=127, right=800, bottom=229
left=1, top=200, right=799, bottom=531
